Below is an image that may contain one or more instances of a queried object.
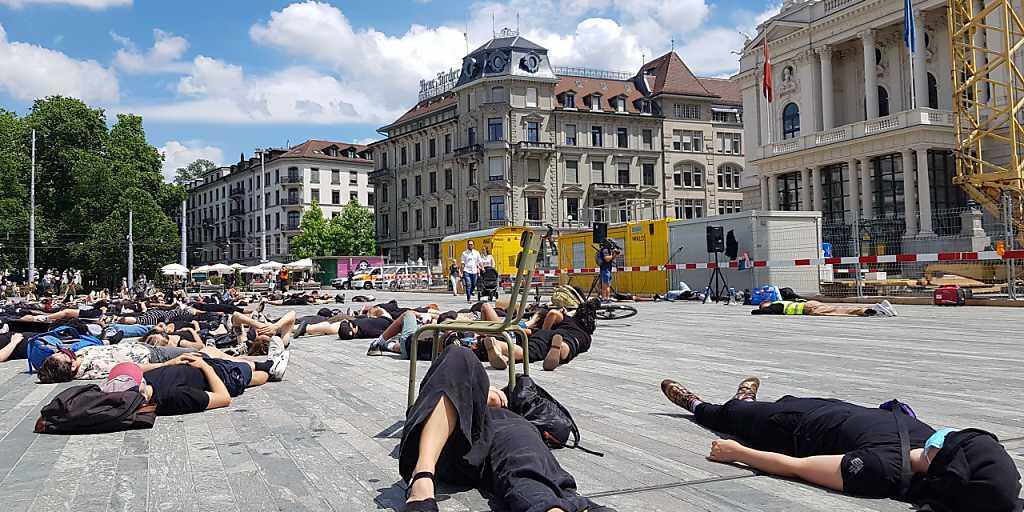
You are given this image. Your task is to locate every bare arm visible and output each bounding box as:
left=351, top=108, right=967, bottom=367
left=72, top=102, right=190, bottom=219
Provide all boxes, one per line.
left=185, top=355, right=231, bottom=410
left=0, top=333, right=22, bottom=362
left=709, top=439, right=844, bottom=491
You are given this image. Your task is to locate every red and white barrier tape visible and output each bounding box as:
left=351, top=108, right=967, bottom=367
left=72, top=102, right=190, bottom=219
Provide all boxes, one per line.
left=523, top=250, right=1024, bottom=276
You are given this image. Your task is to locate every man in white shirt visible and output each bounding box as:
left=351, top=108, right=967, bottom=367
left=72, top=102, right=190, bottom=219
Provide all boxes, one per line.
left=460, top=240, right=482, bottom=302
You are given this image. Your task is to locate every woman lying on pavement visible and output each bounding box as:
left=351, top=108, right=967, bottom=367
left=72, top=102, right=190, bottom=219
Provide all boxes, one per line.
left=752, top=299, right=898, bottom=317
left=35, top=340, right=289, bottom=385
left=659, top=377, right=1022, bottom=512
left=479, top=299, right=600, bottom=371
left=400, top=343, right=614, bottom=512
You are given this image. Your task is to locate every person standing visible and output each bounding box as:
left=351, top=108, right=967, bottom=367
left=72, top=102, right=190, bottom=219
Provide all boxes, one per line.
left=460, top=240, right=482, bottom=303
left=596, top=243, right=618, bottom=302
left=479, top=247, right=495, bottom=270
left=447, top=260, right=460, bottom=297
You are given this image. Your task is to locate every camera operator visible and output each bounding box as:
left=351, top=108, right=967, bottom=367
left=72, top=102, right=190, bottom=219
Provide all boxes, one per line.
left=596, top=239, right=620, bottom=302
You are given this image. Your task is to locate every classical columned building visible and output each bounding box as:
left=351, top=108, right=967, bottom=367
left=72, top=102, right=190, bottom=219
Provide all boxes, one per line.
left=735, top=0, right=984, bottom=254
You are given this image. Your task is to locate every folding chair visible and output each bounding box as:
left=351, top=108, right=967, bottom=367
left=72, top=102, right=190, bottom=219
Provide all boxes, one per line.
left=407, top=230, right=541, bottom=408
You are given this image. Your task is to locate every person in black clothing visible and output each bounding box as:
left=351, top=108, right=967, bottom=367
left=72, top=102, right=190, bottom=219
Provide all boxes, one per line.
left=0, top=331, right=28, bottom=362
left=141, top=350, right=287, bottom=415
left=400, top=344, right=611, bottom=512
left=480, top=299, right=600, bottom=371
left=660, top=377, right=1022, bottom=512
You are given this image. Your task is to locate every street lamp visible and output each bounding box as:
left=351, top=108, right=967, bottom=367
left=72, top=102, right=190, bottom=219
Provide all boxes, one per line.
left=254, top=148, right=269, bottom=263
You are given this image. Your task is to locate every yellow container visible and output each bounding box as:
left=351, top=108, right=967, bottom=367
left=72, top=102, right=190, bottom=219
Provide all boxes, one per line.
left=557, top=219, right=672, bottom=296
left=441, top=226, right=529, bottom=277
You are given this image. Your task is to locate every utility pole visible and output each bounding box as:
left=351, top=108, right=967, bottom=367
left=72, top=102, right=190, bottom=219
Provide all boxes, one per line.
left=127, top=209, right=134, bottom=291
left=258, top=149, right=268, bottom=262
left=180, top=199, right=187, bottom=266
left=28, top=129, right=36, bottom=283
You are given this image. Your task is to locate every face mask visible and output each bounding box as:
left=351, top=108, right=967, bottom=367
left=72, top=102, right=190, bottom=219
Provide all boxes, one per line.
left=923, top=428, right=958, bottom=463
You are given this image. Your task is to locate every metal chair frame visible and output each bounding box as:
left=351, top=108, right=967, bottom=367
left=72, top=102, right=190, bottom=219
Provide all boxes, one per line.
left=407, top=231, right=540, bottom=408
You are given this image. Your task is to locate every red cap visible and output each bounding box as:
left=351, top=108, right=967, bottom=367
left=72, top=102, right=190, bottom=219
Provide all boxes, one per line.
left=107, top=362, right=143, bottom=386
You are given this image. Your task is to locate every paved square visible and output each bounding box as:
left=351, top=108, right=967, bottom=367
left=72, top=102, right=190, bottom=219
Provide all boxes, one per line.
left=1, top=292, right=1021, bottom=511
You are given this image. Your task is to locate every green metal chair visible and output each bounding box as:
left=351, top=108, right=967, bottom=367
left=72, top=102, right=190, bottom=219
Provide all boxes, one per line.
left=407, top=230, right=541, bottom=408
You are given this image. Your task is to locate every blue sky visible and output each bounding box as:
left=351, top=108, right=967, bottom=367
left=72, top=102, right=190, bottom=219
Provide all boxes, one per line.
left=0, top=0, right=779, bottom=180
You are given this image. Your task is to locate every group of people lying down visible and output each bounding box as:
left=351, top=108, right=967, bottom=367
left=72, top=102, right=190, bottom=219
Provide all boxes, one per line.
left=2, top=291, right=1020, bottom=512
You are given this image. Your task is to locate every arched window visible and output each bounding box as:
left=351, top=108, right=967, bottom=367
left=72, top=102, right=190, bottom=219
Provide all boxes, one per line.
left=877, top=86, right=890, bottom=117
left=782, top=103, right=800, bottom=140
left=927, top=73, right=939, bottom=109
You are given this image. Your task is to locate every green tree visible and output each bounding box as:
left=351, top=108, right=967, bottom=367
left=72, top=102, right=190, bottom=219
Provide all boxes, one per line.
left=327, top=200, right=376, bottom=256
left=289, top=202, right=331, bottom=258
left=0, top=109, right=30, bottom=270
left=174, top=158, right=216, bottom=186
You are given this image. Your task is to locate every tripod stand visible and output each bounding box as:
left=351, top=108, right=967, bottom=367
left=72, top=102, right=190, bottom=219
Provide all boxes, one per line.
left=702, top=250, right=730, bottom=304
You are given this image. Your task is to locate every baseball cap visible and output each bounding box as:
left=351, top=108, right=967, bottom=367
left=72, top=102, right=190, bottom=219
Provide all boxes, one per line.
left=100, top=362, right=144, bottom=393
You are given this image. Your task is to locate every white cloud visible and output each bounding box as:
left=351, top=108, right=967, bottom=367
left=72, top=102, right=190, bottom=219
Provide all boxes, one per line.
left=353, top=137, right=378, bottom=145
left=112, top=29, right=190, bottom=74
left=158, top=140, right=224, bottom=182
left=0, top=0, right=130, bottom=8
left=0, top=23, right=119, bottom=102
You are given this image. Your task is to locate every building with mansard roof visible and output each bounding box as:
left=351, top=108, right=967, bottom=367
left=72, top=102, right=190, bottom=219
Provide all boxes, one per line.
left=370, top=30, right=745, bottom=264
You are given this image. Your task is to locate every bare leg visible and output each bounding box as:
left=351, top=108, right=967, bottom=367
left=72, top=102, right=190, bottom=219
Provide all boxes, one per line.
left=483, top=337, right=509, bottom=370
left=305, top=321, right=340, bottom=336
left=407, top=395, right=457, bottom=503
left=542, top=333, right=570, bottom=371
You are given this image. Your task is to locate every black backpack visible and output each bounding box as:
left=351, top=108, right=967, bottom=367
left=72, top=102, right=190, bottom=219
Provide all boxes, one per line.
left=35, top=384, right=157, bottom=435
left=504, top=375, right=603, bottom=456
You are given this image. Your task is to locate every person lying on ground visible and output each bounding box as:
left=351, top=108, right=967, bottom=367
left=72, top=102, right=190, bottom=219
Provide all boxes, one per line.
left=229, top=310, right=296, bottom=355
left=140, top=329, right=207, bottom=351
left=399, top=344, right=614, bottom=512
left=752, top=300, right=897, bottom=317
left=659, top=377, right=1022, bottom=512
left=481, top=299, right=601, bottom=371
left=35, top=338, right=287, bottom=384
left=264, top=291, right=332, bottom=306
left=363, top=310, right=444, bottom=357
left=0, top=331, right=28, bottom=362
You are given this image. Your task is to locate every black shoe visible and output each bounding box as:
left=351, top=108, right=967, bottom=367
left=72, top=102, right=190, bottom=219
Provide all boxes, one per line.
left=294, top=322, right=308, bottom=338
left=403, top=472, right=438, bottom=512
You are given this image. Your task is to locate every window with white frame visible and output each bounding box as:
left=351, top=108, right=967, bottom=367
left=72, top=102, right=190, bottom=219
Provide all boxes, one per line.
left=673, top=103, right=701, bottom=120
left=642, top=162, right=655, bottom=186
left=565, top=124, right=577, bottom=146
left=718, top=199, right=743, bottom=215
left=565, top=160, right=579, bottom=183
left=684, top=199, right=705, bottom=219
left=674, top=162, right=704, bottom=188
left=590, top=161, right=604, bottom=183
left=563, top=93, right=576, bottom=109
left=590, top=94, right=602, bottom=111
left=526, top=87, right=537, bottom=108
left=672, top=130, right=703, bottom=152
left=717, top=133, right=742, bottom=154
left=642, top=129, right=653, bottom=150
left=717, top=164, right=741, bottom=190
left=488, top=156, right=504, bottom=181
left=615, top=96, right=626, bottom=112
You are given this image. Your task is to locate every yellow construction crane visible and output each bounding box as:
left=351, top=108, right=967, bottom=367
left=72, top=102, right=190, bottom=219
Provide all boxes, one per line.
left=947, top=0, right=1023, bottom=242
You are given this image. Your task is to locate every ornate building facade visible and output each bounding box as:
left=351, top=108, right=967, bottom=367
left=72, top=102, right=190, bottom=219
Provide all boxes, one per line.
left=371, top=32, right=745, bottom=262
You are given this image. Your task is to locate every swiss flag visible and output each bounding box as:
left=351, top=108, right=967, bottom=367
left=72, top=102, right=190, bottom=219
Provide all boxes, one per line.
left=762, top=39, right=773, bottom=103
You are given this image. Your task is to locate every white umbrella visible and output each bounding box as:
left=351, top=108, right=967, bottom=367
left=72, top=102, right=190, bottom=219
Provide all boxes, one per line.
left=192, top=265, right=212, bottom=273
left=207, top=263, right=234, bottom=273
left=259, top=261, right=284, bottom=270
left=240, top=266, right=266, bottom=274
left=160, top=263, right=189, bottom=276
left=285, top=258, right=313, bottom=270
left=230, top=263, right=247, bottom=270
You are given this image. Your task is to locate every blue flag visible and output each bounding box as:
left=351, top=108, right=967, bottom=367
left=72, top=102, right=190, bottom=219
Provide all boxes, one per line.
left=904, top=0, right=916, bottom=52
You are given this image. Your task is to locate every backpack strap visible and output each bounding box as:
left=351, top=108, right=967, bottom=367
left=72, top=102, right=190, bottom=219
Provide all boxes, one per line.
left=891, top=405, right=913, bottom=499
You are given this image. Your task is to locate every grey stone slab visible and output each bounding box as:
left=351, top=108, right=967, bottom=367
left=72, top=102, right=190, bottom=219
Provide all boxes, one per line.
left=1, top=291, right=1022, bottom=512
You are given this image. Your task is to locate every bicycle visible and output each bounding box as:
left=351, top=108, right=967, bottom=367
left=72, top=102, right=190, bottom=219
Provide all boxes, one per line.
left=581, top=269, right=638, bottom=320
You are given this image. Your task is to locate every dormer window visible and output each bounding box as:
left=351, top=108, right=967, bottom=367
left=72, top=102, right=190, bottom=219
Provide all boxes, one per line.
left=615, top=96, right=626, bottom=113
left=590, top=93, right=602, bottom=112
left=564, top=93, right=575, bottom=109
left=639, top=99, right=652, bottom=114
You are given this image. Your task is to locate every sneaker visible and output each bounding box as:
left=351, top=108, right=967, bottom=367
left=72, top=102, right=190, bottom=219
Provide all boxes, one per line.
left=661, top=379, right=702, bottom=413
left=268, top=350, right=289, bottom=382
left=733, top=377, right=760, bottom=401
left=268, top=336, right=285, bottom=358
left=366, top=343, right=384, bottom=356
left=872, top=300, right=898, bottom=317
left=256, top=300, right=266, bottom=314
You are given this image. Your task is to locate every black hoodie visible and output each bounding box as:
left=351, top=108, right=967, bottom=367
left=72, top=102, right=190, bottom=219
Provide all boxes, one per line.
left=910, top=429, right=1022, bottom=512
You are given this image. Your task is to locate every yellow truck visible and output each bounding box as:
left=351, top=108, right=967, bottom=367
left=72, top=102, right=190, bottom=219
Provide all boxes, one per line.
left=440, top=226, right=530, bottom=278
left=557, top=219, right=673, bottom=296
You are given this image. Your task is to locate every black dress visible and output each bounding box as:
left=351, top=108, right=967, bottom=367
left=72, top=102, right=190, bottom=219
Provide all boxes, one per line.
left=399, top=345, right=592, bottom=512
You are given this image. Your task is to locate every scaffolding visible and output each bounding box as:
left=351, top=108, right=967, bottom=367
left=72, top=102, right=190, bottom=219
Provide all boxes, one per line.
left=948, top=0, right=1024, bottom=243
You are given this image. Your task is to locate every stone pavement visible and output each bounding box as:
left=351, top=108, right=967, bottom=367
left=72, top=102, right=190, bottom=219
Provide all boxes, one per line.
left=0, top=292, right=1021, bottom=511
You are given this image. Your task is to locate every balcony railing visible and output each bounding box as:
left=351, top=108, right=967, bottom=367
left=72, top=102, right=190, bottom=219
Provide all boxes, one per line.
left=759, top=108, right=955, bottom=160
left=515, top=141, right=555, bottom=151
left=229, top=206, right=245, bottom=216
left=229, top=185, right=245, bottom=197
left=229, top=230, right=243, bottom=239
left=284, top=222, right=301, bottom=231
left=281, top=197, right=302, bottom=206
left=281, top=175, right=303, bottom=184
left=589, top=182, right=641, bottom=195
left=454, top=144, right=482, bottom=158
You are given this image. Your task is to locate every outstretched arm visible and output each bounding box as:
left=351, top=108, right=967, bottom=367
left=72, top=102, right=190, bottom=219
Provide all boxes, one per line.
left=708, top=439, right=844, bottom=492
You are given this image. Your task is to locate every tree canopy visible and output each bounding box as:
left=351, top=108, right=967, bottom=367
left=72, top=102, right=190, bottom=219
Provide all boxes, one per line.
left=174, top=158, right=216, bottom=186
left=289, top=200, right=376, bottom=259
left=0, top=96, right=184, bottom=287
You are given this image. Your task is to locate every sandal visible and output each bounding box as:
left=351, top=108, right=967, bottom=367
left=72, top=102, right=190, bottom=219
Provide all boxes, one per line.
left=403, top=472, right=438, bottom=512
